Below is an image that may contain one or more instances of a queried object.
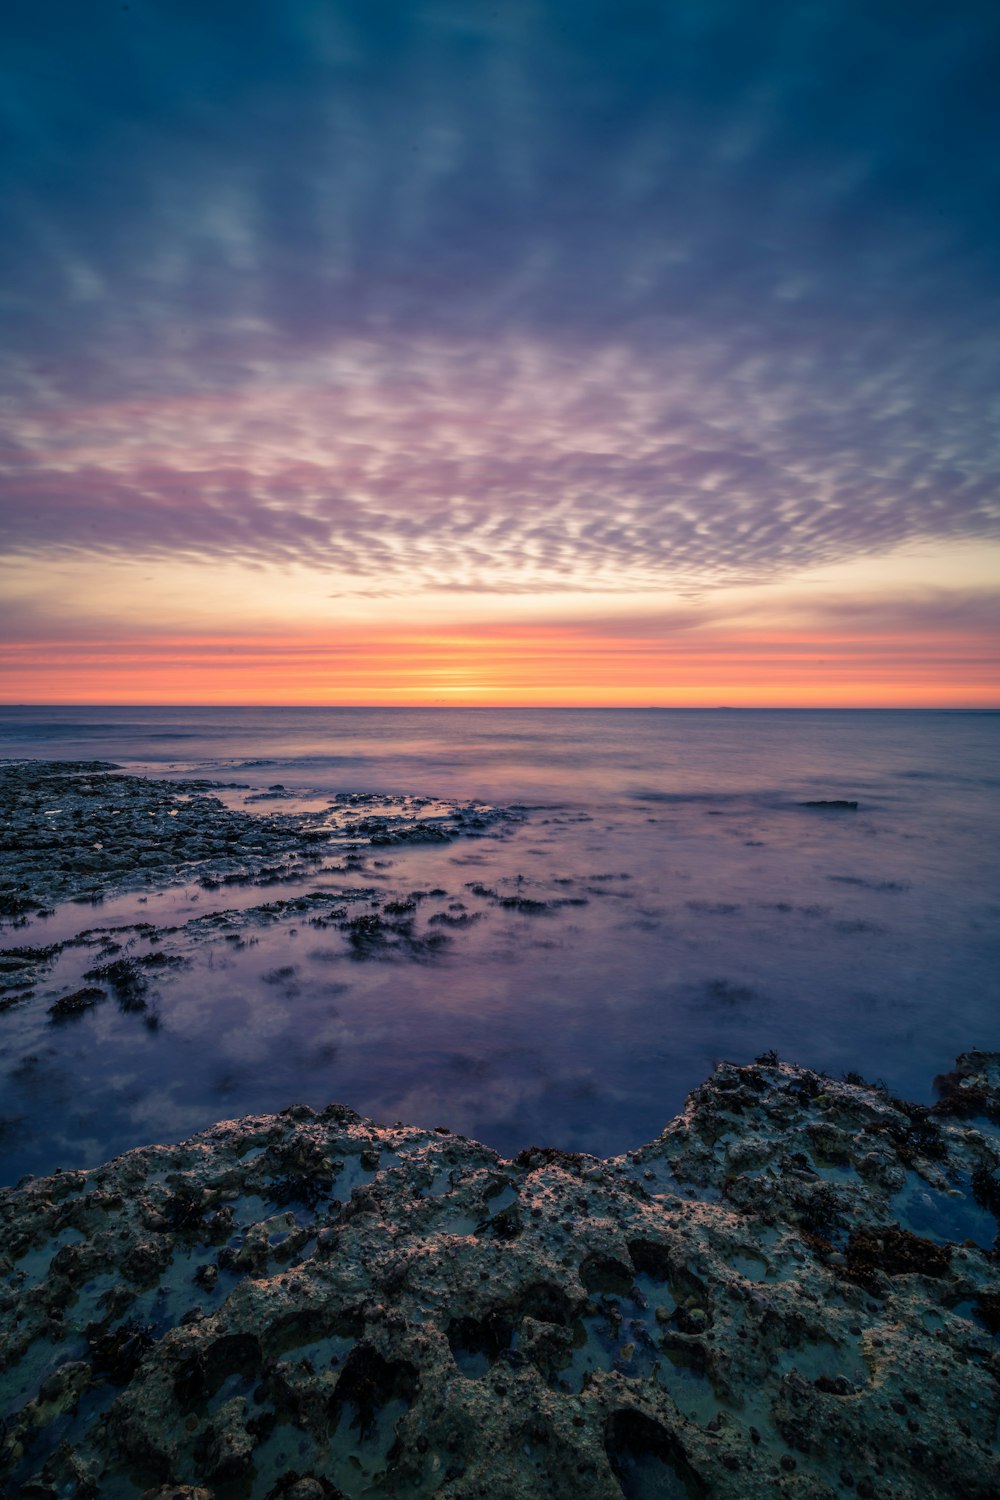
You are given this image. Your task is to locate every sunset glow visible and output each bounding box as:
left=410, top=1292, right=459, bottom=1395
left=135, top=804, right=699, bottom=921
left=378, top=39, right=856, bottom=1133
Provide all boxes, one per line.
left=3, top=617, right=996, bottom=708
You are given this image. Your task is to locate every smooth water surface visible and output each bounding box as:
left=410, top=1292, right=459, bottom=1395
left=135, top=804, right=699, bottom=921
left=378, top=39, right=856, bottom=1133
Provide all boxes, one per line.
left=1, top=707, right=998, bottom=1181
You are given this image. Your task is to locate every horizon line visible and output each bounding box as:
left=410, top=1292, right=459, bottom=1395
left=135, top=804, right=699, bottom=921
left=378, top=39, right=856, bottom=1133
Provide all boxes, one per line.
left=2, top=702, right=998, bottom=713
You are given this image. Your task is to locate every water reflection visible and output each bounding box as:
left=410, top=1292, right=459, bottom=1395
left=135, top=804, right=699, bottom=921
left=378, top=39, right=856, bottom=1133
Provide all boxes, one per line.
left=2, top=711, right=999, bottom=1182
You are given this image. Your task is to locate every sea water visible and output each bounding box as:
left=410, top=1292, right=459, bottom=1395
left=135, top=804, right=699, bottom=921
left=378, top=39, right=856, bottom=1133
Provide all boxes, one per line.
left=0, top=707, right=997, bottom=1182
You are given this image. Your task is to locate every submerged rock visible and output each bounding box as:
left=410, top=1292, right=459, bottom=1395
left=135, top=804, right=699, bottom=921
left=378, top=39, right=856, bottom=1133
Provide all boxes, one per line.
left=799, top=800, right=859, bottom=810
left=1, top=1055, right=999, bottom=1498
left=46, top=985, right=106, bottom=1021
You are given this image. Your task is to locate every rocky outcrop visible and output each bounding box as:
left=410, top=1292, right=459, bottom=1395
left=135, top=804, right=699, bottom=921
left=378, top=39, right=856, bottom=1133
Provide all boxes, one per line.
left=2, top=1053, right=999, bottom=1498
left=0, top=762, right=520, bottom=921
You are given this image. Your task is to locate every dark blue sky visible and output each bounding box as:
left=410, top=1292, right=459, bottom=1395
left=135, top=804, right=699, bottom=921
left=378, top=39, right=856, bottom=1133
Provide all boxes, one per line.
left=6, top=0, right=999, bottom=357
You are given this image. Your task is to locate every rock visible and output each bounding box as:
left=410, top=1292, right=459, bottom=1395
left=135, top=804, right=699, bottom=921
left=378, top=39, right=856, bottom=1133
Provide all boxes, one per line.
left=1, top=1057, right=999, bottom=1497
left=0, top=761, right=523, bottom=922
left=141, top=1488, right=215, bottom=1500
left=277, top=1482, right=330, bottom=1500
left=799, top=800, right=859, bottom=810
left=47, top=985, right=106, bottom=1020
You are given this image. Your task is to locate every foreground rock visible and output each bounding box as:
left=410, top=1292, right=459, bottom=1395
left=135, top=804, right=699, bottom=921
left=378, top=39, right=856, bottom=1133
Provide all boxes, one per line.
left=2, top=1054, right=999, bottom=1499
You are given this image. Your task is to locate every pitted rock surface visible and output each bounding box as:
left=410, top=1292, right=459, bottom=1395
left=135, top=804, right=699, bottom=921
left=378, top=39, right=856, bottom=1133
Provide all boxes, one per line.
left=2, top=1054, right=999, bottom=1498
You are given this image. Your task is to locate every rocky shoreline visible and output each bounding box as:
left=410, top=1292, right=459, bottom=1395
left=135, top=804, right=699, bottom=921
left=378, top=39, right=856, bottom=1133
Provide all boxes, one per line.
left=0, top=761, right=521, bottom=922
left=2, top=760, right=998, bottom=1496
left=0, top=760, right=528, bottom=1053
left=2, top=1053, right=999, bottom=1499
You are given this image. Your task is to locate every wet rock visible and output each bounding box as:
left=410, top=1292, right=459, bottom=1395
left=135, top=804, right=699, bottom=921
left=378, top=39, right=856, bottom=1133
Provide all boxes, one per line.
left=141, top=1488, right=215, bottom=1500
left=121, top=1237, right=172, bottom=1284
left=264, top=1481, right=336, bottom=1500
left=47, top=984, right=106, bottom=1020
left=89, top=1318, right=157, bottom=1383
left=604, top=1409, right=707, bottom=1497
left=844, top=1226, right=951, bottom=1288
left=932, top=1051, right=1000, bottom=1125
left=0, top=942, right=61, bottom=995
left=83, top=955, right=149, bottom=1009
left=196, top=1395, right=257, bottom=1481
left=0, top=762, right=523, bottom=919
left=2, top=1057, right=1000, bottom=1497
left=799, top=800, right=859, bottom=810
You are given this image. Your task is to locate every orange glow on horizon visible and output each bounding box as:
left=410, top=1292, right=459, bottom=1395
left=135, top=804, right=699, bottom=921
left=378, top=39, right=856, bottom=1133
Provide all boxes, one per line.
left=2, top=624, right=997, bottom=708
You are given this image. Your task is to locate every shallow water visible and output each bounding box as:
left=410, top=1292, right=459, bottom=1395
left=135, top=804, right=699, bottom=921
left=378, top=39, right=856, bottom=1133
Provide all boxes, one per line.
left=1, top=707, right=998, bottom=1182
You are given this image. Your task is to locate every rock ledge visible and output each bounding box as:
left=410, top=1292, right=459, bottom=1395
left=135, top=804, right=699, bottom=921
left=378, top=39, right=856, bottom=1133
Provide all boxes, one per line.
left=2, top=1053, right=999, bottom=1498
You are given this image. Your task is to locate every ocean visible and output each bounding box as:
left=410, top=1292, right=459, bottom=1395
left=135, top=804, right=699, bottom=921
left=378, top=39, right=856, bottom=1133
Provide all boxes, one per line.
left=1, top=706, right=998, bottom=1183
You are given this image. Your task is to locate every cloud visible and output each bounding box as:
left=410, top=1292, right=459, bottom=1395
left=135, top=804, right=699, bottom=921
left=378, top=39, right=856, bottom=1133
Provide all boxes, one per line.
left=1, top=1, right=998, bottom=594
left=2, top=333, right=997, bottom=590
left=528, top=584, right=1000, bottom=642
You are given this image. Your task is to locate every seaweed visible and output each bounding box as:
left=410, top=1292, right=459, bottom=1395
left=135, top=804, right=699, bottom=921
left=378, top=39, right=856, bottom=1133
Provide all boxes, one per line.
left=970, top=1161, right=1000, bottom=1218
left=843, top=1225, right=951, bottom=1288
left=82, top=956, right=148, bottom=1010
left=48, top=985, right=106, bottom=1021
left=932, top=1066, right=1000, bottom=1125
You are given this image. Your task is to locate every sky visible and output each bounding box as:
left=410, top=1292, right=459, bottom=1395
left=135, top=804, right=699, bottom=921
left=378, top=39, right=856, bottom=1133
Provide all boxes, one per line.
left=1, top=0, right=998, bottom=706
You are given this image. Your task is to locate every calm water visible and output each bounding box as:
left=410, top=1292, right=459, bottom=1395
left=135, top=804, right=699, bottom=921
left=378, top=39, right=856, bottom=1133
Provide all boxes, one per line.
left=1, top=707, right=998, bottom=1182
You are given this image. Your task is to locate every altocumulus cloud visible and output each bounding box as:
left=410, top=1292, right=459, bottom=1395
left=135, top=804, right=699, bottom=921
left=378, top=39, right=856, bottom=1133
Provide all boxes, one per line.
left=2, top=0, right=998, bottom=591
